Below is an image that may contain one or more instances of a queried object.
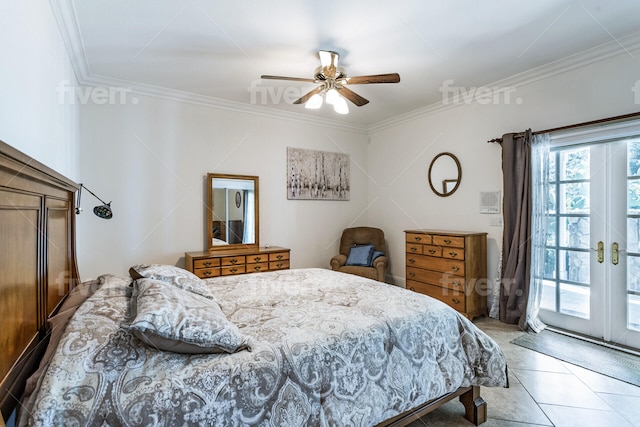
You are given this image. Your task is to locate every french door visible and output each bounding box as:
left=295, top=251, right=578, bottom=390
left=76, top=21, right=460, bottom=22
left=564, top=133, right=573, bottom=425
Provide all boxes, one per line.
left=539, top=138, right=640, bottom=350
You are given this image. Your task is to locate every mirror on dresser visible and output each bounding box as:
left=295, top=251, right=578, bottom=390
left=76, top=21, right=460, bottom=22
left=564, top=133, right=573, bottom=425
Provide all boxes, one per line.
left=207, top=173, right=259, bottom=250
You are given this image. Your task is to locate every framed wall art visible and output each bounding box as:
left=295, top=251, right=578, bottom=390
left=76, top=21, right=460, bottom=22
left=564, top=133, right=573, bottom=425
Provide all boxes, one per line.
left=287, top=147, right=350, bottom=200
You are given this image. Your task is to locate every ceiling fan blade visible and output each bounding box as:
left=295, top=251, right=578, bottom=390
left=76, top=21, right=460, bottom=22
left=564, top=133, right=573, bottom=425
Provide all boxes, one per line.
left=344, top=73, right=400, bottom=84
left=293, top=86, right=324, bottom=105
left=261, top=75, right=315, bottom=83
left=337, top=86, right=369, bottom=106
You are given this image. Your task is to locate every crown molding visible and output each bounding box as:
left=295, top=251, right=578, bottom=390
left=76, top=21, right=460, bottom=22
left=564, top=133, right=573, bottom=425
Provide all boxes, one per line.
left=369, top=31, right=640, bottom=134
left=49, top=0, right=90, bottom=82
left=51, top=0, right=640, bottom=136
left=82, top=74, right=368, bottom=134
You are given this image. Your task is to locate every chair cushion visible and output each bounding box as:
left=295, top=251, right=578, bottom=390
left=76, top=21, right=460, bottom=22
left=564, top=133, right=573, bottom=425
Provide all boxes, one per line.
left=345, top=244, right=375, bottom=266
left=371, top=250, right=385, bottom=266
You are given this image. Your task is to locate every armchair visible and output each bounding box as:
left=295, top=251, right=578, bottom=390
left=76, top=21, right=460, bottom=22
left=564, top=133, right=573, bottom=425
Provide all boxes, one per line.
left=330, top=227, right=388, bottom=282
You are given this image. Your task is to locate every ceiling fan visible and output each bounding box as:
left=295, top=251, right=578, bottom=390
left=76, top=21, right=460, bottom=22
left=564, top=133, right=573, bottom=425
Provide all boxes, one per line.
left=261, top=50, right=400, bottom=114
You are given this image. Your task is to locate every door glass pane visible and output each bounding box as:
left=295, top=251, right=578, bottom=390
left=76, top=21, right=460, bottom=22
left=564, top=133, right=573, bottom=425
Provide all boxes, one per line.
left=629, top=294, right=640, bottom=332
left=559, top=217, right=589, bottom=249
left=628, top=255, right=640, bottom=293
left=558, top=249, right=590, bottom=284
left=628, top=218, right=640, bottom=253
left=560, top=149, right=590, bottom=180
left=559, top=283, right=590, bottom=318
left=559, top=182, right=589, bottom=214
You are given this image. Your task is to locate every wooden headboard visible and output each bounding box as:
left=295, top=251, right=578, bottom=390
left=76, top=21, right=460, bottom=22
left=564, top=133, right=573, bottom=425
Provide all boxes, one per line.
left=0, top=140, right=80, bottom=420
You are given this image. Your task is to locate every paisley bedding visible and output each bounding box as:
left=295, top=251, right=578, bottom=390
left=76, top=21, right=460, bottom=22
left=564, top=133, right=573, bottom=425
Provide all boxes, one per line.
left=22, top=268, right=507, bottom=426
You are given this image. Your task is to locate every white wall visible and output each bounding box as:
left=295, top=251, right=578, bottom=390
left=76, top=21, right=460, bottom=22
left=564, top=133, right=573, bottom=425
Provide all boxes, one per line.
left=77, top=95, right=369, bottom=279
left=0, top=2, right=80, bottom=179
left=368, top=46, right=640, bottom=312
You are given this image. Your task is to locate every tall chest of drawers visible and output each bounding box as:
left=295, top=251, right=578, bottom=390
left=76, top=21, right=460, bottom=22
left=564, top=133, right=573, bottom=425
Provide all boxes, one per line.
left=185, top=246, right=290, bottom=279
left=405, top=230, right=487, bottom=319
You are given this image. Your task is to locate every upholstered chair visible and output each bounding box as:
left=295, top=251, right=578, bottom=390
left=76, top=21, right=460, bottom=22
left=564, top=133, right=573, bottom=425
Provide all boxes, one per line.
left=330, top=227, right=388, bottom=282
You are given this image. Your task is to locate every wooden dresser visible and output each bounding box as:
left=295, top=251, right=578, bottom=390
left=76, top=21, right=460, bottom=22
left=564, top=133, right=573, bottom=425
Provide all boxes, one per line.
left=185, top=246, right=290, bottom=279
left=405, top=230, right=487, bottom=319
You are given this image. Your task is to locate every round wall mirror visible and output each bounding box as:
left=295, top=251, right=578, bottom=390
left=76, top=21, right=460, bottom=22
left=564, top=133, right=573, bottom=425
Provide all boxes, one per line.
left=428, top=152, right=462, bottom=197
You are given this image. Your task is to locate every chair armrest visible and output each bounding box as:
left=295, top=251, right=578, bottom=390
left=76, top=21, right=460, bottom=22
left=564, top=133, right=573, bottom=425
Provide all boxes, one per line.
left=372, top=256, right=388, bottom=282
left=330, top=254, right=347, bottom=270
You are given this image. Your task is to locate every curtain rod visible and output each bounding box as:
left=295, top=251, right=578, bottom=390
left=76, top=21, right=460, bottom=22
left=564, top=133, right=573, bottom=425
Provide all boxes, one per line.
left=487, top=111, right=640, bottom=143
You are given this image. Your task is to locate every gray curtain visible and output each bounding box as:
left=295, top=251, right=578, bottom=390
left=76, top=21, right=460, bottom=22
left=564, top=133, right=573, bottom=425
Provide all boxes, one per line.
left=499, top=130, right=532, bottom=328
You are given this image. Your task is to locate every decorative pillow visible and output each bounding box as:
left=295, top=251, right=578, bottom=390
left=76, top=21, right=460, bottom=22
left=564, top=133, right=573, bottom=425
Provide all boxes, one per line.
left=129, top=264, right=214, bottom=300
left=125, top=278, right=248, bottom=354
left=370, top=250, right=385, bottom=266
left=345, top=244, right=375, bottom=266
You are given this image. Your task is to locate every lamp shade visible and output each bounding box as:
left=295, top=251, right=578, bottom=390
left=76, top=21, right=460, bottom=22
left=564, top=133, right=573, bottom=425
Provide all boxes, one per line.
left=76, top=184, right=113, bottom=219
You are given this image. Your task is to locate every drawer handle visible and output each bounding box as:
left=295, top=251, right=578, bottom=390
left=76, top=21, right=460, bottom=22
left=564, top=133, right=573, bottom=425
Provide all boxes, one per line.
left=230, top=268, right=238, bottom=273
left=452, top=266, right=460, bottom=272
left=452, top=298, right=461, bottom=304
left=449, top=251, right=458, bottom=257
left=409, top=272, right=415, bottom=278
left=414, top=237, right=422, bottom=242
left=203, top=261, right=212, bottom=267
left=453, top=281, right=460, bottom=287
left=410, top=247, right=417, bottom=252
left=444, top=239, right=452, bottom=244
left=203, top=271, right=211, bottom=277
left=254, top=266, right=262, bottom=271
left=276, top=255, right=283, bottom=260
left=254, top=257, right=261, bottom=262
left=409, top=286, right=416, bottom=291
left=408, top=258, right=415, bottom=264
left=230, top=259, right=238, bottom=264
left=276, top=263, right=284, bottom=268
left=428, top=249, right=436, bottom=254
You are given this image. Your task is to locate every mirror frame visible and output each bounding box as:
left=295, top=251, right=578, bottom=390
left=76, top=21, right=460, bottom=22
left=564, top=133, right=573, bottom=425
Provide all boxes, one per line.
left=206, top=173, right=259, bottom=251
left=428, top=152, right=462, bottom=197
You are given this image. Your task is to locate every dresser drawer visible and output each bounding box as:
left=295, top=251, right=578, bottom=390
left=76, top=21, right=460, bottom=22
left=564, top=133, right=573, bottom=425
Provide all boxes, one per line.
left=406, top=233, right=432, bottom=245
left=247, top=262, right=269, bottom=273
left=247, top=254, right=269, bottom=264
left=407, top=280, right=466, bottom=312
left=406, top=243, right=422, bottom=254
left=432, top=235, right=465, bottom=248
left=269, top=260, right=289, bottom=270
left=222, top=256, right=246, bottom=266
left=222, top=265, right=246, bottom=275
left=406, top=266, right=465, bottom=291
left=269, top=252, right=290, bottom=262
left=406, top=254, right=465, bottom=276
left=423, top=245, right=442, bottom=257
left=193, top=268, right=221, bottom=279
left=194, top=258, right=221, bottom=269
left=442, top=247, right=465, bottom=260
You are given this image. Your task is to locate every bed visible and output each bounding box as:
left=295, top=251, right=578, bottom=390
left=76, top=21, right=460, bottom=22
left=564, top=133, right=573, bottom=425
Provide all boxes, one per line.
left=0, top=140, right=508, bottom=426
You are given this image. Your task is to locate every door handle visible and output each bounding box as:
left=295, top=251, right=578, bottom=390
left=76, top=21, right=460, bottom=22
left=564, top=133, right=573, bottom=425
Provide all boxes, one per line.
left=591, top=241, right=604, bottom=263
left=611, top=242, right=626, bottom=265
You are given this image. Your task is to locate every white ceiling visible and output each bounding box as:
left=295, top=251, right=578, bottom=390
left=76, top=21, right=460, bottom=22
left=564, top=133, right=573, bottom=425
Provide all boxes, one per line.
left=55, top=0, right=640, bottom=130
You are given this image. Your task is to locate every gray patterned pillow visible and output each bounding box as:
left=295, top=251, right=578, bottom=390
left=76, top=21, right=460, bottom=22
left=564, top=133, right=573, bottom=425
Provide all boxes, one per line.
left=126, top=278, right=248, bottom=354
left=129, top=264, right=214, bottom=300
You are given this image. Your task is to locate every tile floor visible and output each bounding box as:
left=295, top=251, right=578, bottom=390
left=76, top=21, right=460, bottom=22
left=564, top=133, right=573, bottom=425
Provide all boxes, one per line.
left=407, top=317, right=640, bottom=427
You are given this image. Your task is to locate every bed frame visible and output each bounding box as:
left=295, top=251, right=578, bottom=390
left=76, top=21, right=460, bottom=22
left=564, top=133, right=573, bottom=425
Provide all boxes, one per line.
left=0, top=140, right=79, bottom=421
left=0, top=140, right=486, bottom=425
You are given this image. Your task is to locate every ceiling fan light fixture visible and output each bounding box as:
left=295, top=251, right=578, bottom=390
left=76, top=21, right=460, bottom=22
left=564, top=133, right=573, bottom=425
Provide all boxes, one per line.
left=305, top=93, right=323, bottom=109
left=325, top=88, right=340, bottom=105
left=333, top=96, right=349, bottom=114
